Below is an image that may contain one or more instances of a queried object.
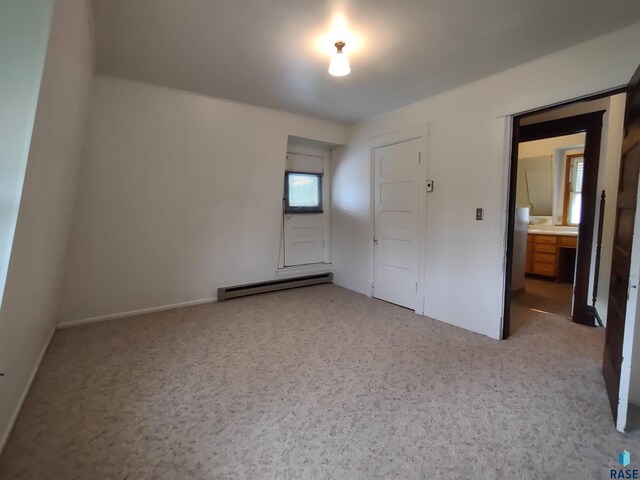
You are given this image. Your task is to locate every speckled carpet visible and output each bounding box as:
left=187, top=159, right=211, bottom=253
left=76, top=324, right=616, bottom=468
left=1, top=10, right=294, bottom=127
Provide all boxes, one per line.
left=0, top=284, right=638, bottom=479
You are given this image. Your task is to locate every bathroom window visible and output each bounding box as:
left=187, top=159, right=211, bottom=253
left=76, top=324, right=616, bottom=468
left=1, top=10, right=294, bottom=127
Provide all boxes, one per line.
left=563, top=154, right=584, bottom=226
left=284, top=172, right=323, bottom=214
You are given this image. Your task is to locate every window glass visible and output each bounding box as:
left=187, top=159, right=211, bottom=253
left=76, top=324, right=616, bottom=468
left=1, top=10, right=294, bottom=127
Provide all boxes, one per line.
left=288, top=173, right=319, bottom=207
left=284, top=172, right=322, bottom=213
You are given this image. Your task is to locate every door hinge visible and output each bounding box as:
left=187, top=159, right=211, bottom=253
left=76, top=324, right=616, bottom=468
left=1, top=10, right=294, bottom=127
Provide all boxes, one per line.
left=373, top=236, right=378, bottom=245
left=418, top=152, right=422, bottom=164
left=415, top=282, right=418, bottom=294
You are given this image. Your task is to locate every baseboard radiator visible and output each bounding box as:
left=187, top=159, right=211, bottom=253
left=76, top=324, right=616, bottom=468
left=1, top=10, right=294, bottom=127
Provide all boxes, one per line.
left=218, top=273, right=333, bottom=301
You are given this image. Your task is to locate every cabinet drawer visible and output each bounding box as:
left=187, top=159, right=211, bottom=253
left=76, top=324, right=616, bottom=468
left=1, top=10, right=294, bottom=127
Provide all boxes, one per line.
left=560, top=236, right=577, bottom=247
left=533, top=253, right=556, bottom=264
left=534, top=243, right=556, bottom=253
left=535, top=235, right=557, bottom=245
left=533, top=262, right=555, bottom=276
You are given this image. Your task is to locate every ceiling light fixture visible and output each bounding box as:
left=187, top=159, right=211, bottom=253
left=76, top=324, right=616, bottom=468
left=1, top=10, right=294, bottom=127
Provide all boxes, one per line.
left=329, top=41, right=350, bottom=77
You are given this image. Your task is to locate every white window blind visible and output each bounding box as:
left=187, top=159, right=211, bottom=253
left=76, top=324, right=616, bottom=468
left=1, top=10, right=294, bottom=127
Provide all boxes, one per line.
left=574, top=161, right=584, bottom=193
left=568, top=157, right=584, bottom=225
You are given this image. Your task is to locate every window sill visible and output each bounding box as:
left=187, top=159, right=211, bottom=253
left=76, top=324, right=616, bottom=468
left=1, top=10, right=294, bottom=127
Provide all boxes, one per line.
left=276, top=263, right=332, bottom=278
left=284, top=210, right=324, bottom=215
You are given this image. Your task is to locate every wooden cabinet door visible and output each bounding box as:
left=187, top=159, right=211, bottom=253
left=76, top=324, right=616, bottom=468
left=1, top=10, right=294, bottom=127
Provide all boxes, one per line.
left=525, top=236, right=534, bottom=273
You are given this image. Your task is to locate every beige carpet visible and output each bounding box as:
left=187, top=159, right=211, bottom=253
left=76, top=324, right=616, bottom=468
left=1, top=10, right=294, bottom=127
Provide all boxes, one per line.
left=0, top=284, right=638, bottom=479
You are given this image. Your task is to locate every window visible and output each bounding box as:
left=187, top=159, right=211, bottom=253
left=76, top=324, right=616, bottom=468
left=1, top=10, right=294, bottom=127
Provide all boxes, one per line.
left=284, top=171, right=323, bottom=214
left=563, top=153, right=584, bottom=226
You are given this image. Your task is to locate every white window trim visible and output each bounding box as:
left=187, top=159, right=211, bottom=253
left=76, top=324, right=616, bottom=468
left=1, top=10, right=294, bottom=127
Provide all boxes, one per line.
left=276, top=262, right=333, bottom=278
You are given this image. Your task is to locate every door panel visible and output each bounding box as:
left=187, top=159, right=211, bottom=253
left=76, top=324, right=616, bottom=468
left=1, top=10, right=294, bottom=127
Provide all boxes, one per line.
left=373, top=139, right=421, bottom=309
left=283, top=214, right=324, bottom=266
left=283, top=153, right=327, bottom=267
left=604, top=63, right=640, bottom=420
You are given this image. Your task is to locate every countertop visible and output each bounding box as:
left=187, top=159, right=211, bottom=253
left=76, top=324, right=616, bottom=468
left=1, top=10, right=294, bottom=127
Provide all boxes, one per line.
left=527, top=228, right=578, bottom=237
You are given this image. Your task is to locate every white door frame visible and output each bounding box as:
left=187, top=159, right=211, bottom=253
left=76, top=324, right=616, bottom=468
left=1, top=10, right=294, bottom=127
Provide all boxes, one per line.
left=368, top=123, right=429, bottom=315
left=277, top=146, right=333, bottom=277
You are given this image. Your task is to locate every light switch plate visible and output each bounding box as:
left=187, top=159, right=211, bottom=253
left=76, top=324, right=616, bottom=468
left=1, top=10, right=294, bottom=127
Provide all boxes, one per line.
left=476, top=208, right=484, bottom=220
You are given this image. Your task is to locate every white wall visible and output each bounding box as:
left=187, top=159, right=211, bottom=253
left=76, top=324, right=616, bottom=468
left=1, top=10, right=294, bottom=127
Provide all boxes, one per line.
left=517, top=133, right=585, bottom=222
left=331, top=22, right=640, bottom=339
left=0, top=0, right=53, bottom=315
left=0, top=0, right=94, bottom=451
left=58, top=76, right=348, bottom=324
left=592, top=94, right=626, bottom=324
left=516, top=155, right=553, bottom=216
left=511, top=208, right=528, bottom=292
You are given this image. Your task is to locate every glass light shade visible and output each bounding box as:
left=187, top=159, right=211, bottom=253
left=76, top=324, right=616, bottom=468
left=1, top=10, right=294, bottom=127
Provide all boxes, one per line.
left=329, top=51, right=351, bottom=77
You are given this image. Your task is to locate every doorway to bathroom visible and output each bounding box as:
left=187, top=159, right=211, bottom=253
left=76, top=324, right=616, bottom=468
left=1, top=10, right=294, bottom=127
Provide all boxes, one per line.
left=503, top=90, right=628, bottom=338
left=511, top=113, right=604, bottom=331
left=503, top=64, right=640, bottom=432
left=511, top=132, right=585, bottom=318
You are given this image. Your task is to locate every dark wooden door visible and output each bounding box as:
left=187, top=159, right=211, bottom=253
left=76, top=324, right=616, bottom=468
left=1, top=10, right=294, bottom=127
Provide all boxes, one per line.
left=603, top=63, right=640, bottom=420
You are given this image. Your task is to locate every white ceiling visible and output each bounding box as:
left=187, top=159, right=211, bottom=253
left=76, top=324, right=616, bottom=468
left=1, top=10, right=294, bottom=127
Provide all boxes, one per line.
left=92, top=0, right=640, bottom=124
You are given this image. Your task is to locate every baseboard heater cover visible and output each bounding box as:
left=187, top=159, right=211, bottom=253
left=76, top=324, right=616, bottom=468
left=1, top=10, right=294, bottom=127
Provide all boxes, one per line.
left=218, top=273, right=333, bottom=301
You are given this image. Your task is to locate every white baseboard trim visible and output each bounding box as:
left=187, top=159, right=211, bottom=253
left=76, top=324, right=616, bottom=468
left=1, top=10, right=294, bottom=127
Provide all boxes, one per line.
left=0, top=325, right=55, bottom=455
left=56, top=296, right=218, bottom=329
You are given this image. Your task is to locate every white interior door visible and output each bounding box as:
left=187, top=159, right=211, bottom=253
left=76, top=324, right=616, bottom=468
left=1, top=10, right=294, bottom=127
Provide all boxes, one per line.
left=373, top=138, right=421, bottom=310
left=282, top=153, right=328, bottom=267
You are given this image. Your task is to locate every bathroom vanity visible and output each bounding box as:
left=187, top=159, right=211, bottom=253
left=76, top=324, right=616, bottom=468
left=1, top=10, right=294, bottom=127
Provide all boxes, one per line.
left=525, top=231, right=578, bottom=281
